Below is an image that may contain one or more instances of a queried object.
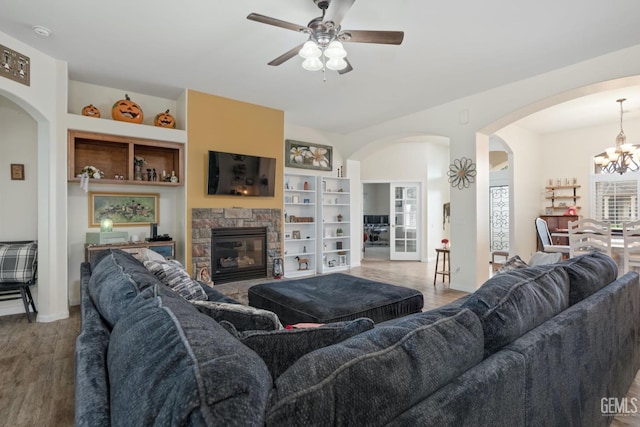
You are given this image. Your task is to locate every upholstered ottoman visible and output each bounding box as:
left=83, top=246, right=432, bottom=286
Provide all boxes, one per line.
left=248, top=273, right=424, bottom=325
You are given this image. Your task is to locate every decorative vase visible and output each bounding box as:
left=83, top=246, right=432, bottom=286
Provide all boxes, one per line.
left=135, top=165, right=143, bottom=180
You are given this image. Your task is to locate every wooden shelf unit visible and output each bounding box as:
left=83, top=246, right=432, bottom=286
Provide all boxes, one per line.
left=68, top=130, right=184, bottom=186
left=545, top=184, right=581, bottom=211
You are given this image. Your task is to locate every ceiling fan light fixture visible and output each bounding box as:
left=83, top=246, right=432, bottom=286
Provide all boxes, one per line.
left=326, top=57, right=348, bottom=71
left=302, top=57, right=323, bottom=71
left=325, top=41, right=347, bottom=59
left=299, top=41, right=322, bottom=59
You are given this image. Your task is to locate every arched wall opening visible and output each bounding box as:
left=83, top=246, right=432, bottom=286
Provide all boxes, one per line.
left=351, top=133, right=450, bottom=263
left=476, top=75, right=640, bottom=270
left=0, top=88, right=68, bottom=322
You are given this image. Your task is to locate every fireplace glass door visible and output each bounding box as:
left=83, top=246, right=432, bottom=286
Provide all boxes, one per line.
left=211, top=227, right=267, bottom=283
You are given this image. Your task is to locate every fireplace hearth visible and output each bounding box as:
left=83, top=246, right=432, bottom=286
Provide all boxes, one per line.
left=211, top=227, right=267, bottom=283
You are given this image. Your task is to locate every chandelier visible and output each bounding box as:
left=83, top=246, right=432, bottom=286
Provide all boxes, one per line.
left=594, top=98, right=640, bottom=174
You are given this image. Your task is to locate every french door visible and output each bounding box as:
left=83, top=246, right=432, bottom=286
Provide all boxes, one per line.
left=390, top=183, right=421, bottom=260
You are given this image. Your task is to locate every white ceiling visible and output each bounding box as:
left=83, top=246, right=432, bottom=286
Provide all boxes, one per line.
left=2, top=0, right=640, bottom=134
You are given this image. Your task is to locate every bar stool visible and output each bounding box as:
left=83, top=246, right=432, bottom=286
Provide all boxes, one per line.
left=434, top=248, right=450, bottom=286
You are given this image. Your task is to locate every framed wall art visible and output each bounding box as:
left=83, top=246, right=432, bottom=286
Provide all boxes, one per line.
left=285, top=139, right=332, bottom=171
left=89, top=192, right=159, bottom=227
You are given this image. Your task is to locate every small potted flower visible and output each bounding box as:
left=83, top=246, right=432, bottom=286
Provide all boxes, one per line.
left=337, top=213, right=343, bottom=222
left=441, top=238, right=449, bottom=249
left=80, top=165, right=104, bottom=179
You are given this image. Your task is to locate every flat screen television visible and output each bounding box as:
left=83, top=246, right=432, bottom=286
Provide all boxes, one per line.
left=207, top=150, right=276, bottom=196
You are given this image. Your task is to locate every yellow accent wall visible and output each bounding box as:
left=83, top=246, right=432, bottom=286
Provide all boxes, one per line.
left=186, top=89, right=284, bottom=272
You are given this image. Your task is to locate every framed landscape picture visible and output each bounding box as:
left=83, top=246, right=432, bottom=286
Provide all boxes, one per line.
left=89, top=192, right=159, bottom=227
left=285, top=139, right=332, bottom=171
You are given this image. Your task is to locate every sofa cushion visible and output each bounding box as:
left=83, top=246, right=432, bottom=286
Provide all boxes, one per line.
left=462, top=264, right=569, bottom=357
left=558, top=252, right=618, bottom=305
left=88, top=250, right=162, bottom=328
left=192, top=300, right=283, bottom=332
left=227, top=318, right=374, bottom=379
left=144, top=259, right=208, bottom=301
left=496, top=255, right=528, bottom=273
left=108, top=285, right=272, bottom=426
left=0, top=241, right=37, bottom=283
left=266, top=307, right=483, bottom=425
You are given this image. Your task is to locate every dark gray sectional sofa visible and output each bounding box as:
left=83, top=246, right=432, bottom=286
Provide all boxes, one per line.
left=75, top=250, right=640, bottom=426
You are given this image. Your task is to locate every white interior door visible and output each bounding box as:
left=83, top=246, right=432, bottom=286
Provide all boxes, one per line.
left=390, top=183, right=421, bottom=260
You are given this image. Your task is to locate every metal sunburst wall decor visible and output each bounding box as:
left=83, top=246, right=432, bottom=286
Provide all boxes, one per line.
left=448, top=157, right=477, bottom=189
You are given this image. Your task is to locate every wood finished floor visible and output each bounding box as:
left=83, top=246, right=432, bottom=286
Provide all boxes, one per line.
left=0, top=259, right=638, bottom=426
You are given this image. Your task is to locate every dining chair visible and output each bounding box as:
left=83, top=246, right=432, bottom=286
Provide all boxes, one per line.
left=622, top=220, right=640, bottom=273
left=568, top=218, right=612, bottom=258
left=535, top=218, right=570, bottom=256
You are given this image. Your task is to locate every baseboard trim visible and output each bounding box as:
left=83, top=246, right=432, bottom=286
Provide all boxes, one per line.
left=36, top=310, right=70, bottom=323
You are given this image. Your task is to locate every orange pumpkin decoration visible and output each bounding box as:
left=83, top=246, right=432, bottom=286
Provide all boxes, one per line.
left=111, top=94, right=144, bottom=124
left=154, top=109, right=176, bottom=128
left=81, top=104, right=101, bottom=118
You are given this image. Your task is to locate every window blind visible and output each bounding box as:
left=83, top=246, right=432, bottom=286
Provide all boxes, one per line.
left=593, top=179, right=638, bottom=225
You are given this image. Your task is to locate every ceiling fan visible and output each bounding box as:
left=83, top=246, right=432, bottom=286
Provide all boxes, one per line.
left=247, top=0, right=404, bottom=75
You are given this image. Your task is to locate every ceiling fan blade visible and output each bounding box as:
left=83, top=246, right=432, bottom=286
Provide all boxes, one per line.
left=338, top=58, right=353, bottom=75
left=323, top=0, right=356, bottom=29
left=339, top=30, right=404, bottom=45
left=247, top=13, right=309, bottom=33
left=268, top=43, right=305, bottom=66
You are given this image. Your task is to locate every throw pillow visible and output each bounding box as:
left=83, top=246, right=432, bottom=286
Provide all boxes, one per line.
left=134, top=248, right=167, bottom=263
left=192, top=300, right=283, bottom=332
left=143, top=260, right=208, bottom=301
left=496, top=255, right=528, bottom=274
left=528, top=251, right=562, bottom=266
left=0, top=241, right=37, bottom=283
left=227, top=318, right=375, bottom=379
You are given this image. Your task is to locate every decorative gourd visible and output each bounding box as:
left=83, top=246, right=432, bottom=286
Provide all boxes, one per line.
left=154, top=109, right=176, bottom=128
left=111, top=94, right=143, bottom=123
left=81, top=104, right=101, bottom=118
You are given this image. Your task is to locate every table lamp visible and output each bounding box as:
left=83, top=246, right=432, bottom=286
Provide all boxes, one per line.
left=100, top=218, right=113, bottom=232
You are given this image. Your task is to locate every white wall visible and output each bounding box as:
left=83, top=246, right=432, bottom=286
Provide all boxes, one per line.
left=0, top=97, right=39, bottom=315
left=360, top=141, right=449, bottom=261
left=68, top=81, right=181, bottom=129
left=66, top=184, right=182, bottom=305
left=539, top=118, right=640, bottom=219
left=0, top=97, right=38, bottom=239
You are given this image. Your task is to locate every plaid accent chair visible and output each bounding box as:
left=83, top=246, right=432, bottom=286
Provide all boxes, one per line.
left=0, top=241, right=38, bottom=322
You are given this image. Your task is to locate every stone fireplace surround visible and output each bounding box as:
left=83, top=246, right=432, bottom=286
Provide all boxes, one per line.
left=192, top=208, right=282, bottom=281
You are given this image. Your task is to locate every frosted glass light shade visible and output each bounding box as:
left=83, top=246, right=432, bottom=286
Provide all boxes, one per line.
left=326, top=57, right=348, bottom=71
left=302, top=57, right=323, bottom=71
left=325, top=41, right=347, bottom=59
left=100, top=218, right=113, bottom=232
left=299, top=41, right=322, bottom=59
